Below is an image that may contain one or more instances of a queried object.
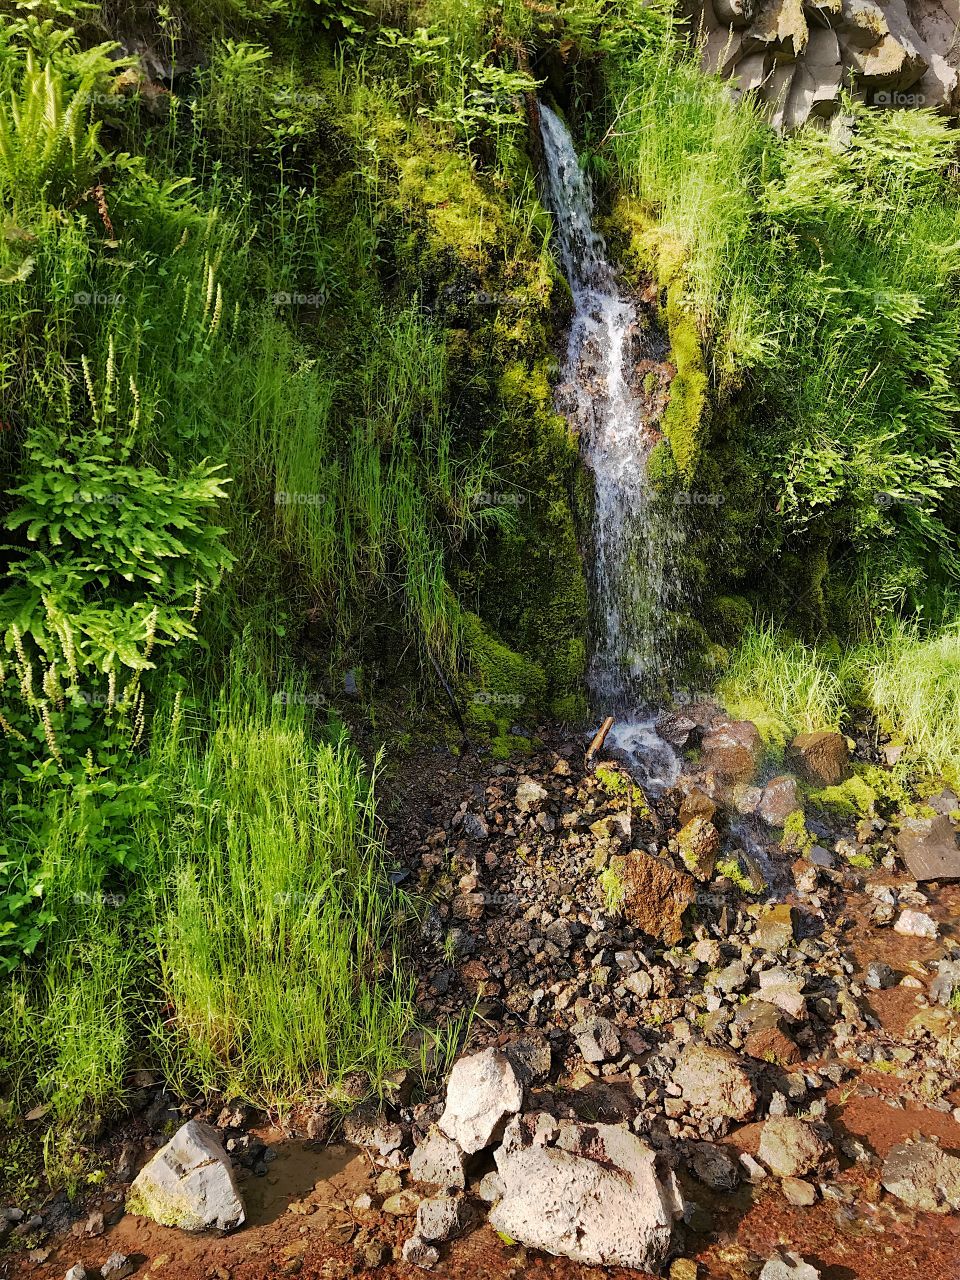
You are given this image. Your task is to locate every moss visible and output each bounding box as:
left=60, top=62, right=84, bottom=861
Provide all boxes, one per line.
left=781, top=808, right=814, bottom=856
left=716, top=857, right=756, bottom=895
left=710, top=595, right=753, bottom=645
left=461, top=610, right=547, bottom=736
left=490, top=732, right=533, bottom=760
left=661, top=289, right=709, bottom=483
left=597, top=864, right=626, bottom=914
left=809, top=774, right=877, bottom=820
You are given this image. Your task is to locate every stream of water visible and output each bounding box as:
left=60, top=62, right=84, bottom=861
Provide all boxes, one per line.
left=539, top=104, right=682, bottom=791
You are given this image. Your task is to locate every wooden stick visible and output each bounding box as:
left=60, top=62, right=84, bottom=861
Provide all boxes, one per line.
left=585, top=715, right=615, bottom=765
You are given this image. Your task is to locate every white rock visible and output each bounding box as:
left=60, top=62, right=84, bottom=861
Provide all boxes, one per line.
left=409, top=1126, right=467, bottom=1189
left=489, top=1114, right=682, bottom=1269
left=126, top=1120, right=245, bottom=1232
left=515, top=778, right=548, bottom=813
left=438, top=1048, right=524, bottom=1154
left=894, top=908, right=938, bottom=939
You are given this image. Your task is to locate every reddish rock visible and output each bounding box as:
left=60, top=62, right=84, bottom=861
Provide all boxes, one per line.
left=609, top=850, right=695, bottom=945
left=701, top=720, right=764, bottom=786
left=788, top=731, right=851, bottom=787
left=671, top=1042, right=757, bottom=1120
left=758, top=775, right=801, bottom=828
left=679, top=788, right=717, bottom=826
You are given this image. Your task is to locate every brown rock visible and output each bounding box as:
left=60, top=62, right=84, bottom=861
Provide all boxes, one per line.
left=758, top=775, right=801, bottom=828
left=758, top=1118, right=828, bottom=1178
left=789, top=731, right=850, bottom=787
left=742, top=1005, right=802, bottom=1066
left=752, top=903, right=797, bottom=953
left=678, top=816, right=721, bottom=881
left=679, top=788, right=717, bottom=826
left=609, top=850, right=695, bottom=945
left=701, top=721, right=764, bottom=786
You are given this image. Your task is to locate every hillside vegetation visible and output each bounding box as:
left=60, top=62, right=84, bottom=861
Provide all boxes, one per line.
left=0, top=0, right=958, bottom=1144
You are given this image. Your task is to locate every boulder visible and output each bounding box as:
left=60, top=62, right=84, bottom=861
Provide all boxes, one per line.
left=701, top=720, right=764, bottom=786
left=788, top=731, right=851, bottom=787
left=608, top=850, right=695, bottom=945
left=489, top=1114, right=682, bottom=1269
left=678, top=816, right=721, bottom=881
left=881, top=1138, right=960, bottom=1212
left=896, top=815, right=960, bottom=882
left=438, top=1048, right=524, bottom=1154
left=758, top=1118, right=828, bottom=1177
left=409, top=1126, right=467, bottom=1190
left=753, top=903, right=797, bottom=952
left=672, top=1042, right=757, bottom=1120
left=758, top=776, right=802, bottom=828
left=679, top=787, right=717, bottom=825
left=126, top=1120, right=245, bottom=1232
left=656, top=712, right=698, bottom=746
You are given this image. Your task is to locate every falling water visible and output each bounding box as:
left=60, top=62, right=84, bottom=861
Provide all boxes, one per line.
left=538, top=104, right=683, bottom=788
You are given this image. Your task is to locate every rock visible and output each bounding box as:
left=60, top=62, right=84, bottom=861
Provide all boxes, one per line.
left=573, top=1015, right=621, bottom=1064
left=740, top=1152, right=768, bottom=1182
left=930, top=959, right=960, bottom=1006
left=342, top=1105, right=404, bottom=1159
left=382, top=1189, right=422, bottom=1216
left=415, top=1195, right=470, bottom=1242
left=672, top=1043, right=757, bottom=1120
left=758, top=1118, right=828, bottom=1178
left=732, top=783, right=763, bottom=815
left=463, top=812, right=489, bottom=841
left=504, top=1032, right=552, bottom=1084
left=489, top=1113, right=681, bottom=1269
left=477, top=1170, right=505, bottom=1203
left=126, top=1120, right=245, bottom=1233
left=789, top=732, right=850, bottom=787
left=760, top=1253, right=821, bottom=1280
left=679, top=788, right=716, bottom=825
left=409, top=1126, right=467, bottom=1190
left=100, top=1256, right=135, bottom=1280
left=808, top=845, right=835, bottom=869
left=64, top=1268, right=89, bottom=1280
left=881, top=1138, right=960, bottom=1212
left=452, top=892, right=485, bottom=922
left=758, top=967, right=806, bottom=1020
left=678, top=817, right=721, bottom=881
left=701, top=720, right=764, bottom=785
left=896, top=816, right=960, bottom=882
left=743, top=1008, right=802, bottom=1068
left=753, top=903, right=797, bottom=952
left=625, top=969, right=654, bottom=998
left=894, top=908, right=938, bottom=939
left=714, top=0, right=756, bottom=25
left=687, top=1141, right=740, bottom=1191
left=438, top=1048, right=524, bottom=1154
left=656, top=712, right=697, bottom=746
left=781, top=1177, right=817, bottom=1206
left=402, top=1234, right=440, bottom=1268
left=865, top=961, right=896, bottom=990
left=515, top=778, right=548, bottom=814
left=670, top=1260, right=700, bottom=1280
left=758, top=776, right=801, bottom=828
left=608, top=850, right=695, bottom=945
left=713, top=960, right=748, bottom=995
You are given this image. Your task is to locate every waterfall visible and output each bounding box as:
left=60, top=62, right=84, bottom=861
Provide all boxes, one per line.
left=539, top=105, right=683, bottom=764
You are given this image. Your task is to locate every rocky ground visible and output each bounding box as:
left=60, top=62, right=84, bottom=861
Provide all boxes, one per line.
left=3, top=702, right=960, bottom=1280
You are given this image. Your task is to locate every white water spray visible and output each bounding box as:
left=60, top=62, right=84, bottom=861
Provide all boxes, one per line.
left=538, top=104, right=683, bottom=789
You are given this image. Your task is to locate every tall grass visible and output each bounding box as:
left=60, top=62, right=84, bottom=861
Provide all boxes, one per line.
left=720, top=619, right=960, bottom=787
left=143, top=662, right=417, bottom=1103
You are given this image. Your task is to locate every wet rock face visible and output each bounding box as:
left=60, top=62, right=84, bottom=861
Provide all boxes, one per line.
left=789, top=732, right=851, bottom=787
left=700, top=720, right=764, bottom=785
left=126, top=1121, right=245, bottom=1233
left=489, top=1114, right=682, bottom=1270
left=678, top=815, right=722, bottom=880
left=697, top=0, right=959, bottom=128
left=758, top=775, right=802, bottom=828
